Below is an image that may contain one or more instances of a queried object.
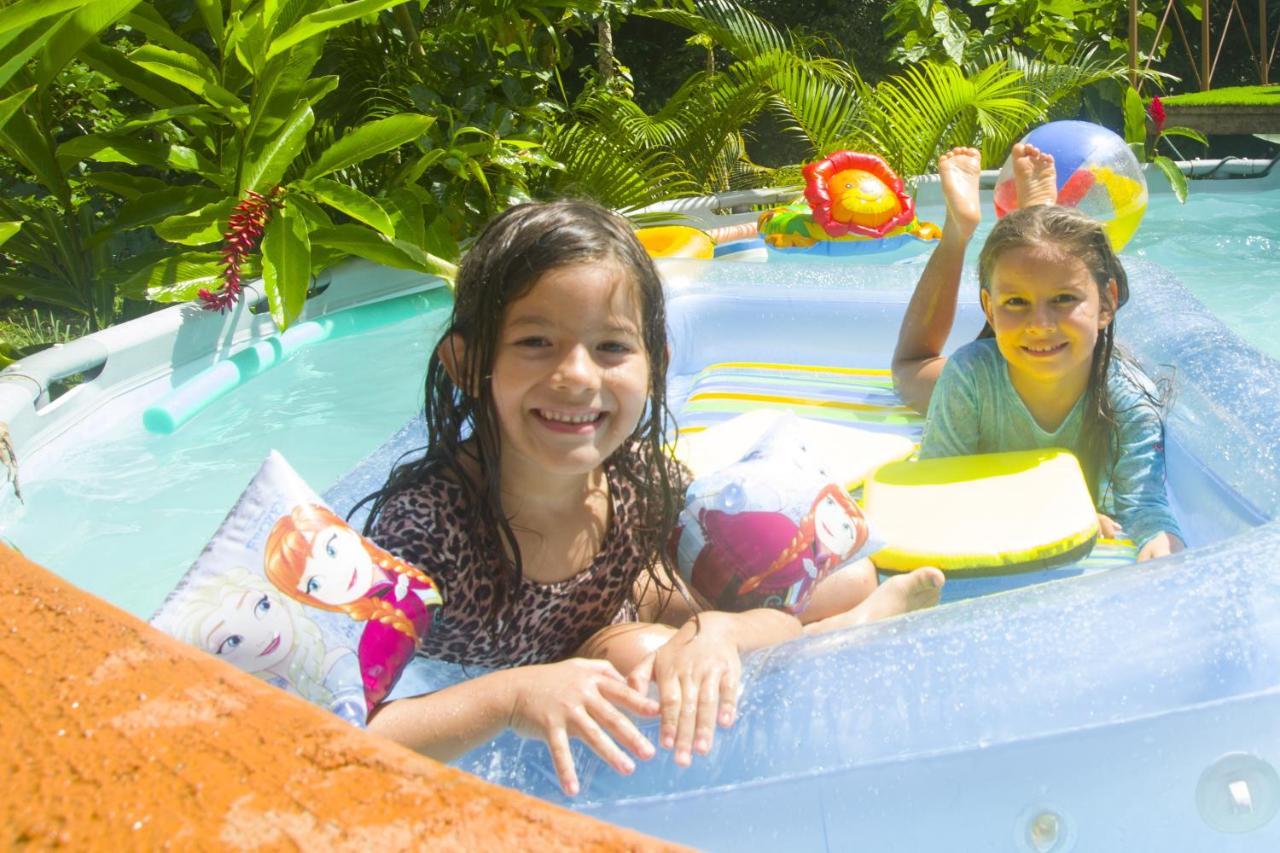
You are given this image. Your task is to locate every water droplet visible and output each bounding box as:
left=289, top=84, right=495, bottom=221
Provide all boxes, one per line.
left=1197, top=753, right=1280, bottom=833
left=1028, top=811, right=1060, bottom=852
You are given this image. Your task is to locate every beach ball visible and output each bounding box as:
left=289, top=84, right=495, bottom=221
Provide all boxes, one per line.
left=994, top=121, right=1148, bottom=251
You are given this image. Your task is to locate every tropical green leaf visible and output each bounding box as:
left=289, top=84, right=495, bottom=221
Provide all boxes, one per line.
left=1123, top=87, right=1146, bottom=146
left=194, top=0, right=224, bottom=50
left=111, top=186, right=225, bottom=232
left=0, top=221, right=21, bottom=249
left=0, top=13, right=61, bottom=91
left=117, top=251, right=224, bottom=301
left=112, top=104, right=223, bottom=134
left=1160, top=126, right=1209, bottom=147
left=1151, top=155, right=1188, bottom=203
left=0, top=273, right=85, bottom=312
left=36, top=0, right=141, bottom=87
left=856, top=60, right=1038, bottom=175
left=310, top=224, right=455, bottom=277
left=302, top=114, right=434, bottom=180
left=246, top=33, right=324, bottom=149
left=56, top=135, right=212, bottom=174
left=297, top=178, right=394, bottom=235
left=81, top=171, right=170, bottom=200
left=0, top=86, right=35, bottom=131
left=240, top=100, right=313, bottom=193
left=0, top=108, right=67, bottom=198
left=0, top=0, right=95, bottom=40
left=260, top=203, right=311, bottom=329
left=80, top=40, right=197, bottom=111
left=225, top=3, right=267, bottom=73
left=642, top=0, right=789, bottom=62
left=129, top=44, right=248, bottom=120
left=123, top=5, right=213, bottom=66
left=267, top=0, right=411, bottom=60
left=152, top=198, right=237, bottom=245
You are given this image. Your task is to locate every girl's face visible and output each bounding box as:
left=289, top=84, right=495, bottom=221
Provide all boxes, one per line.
left=202, top=587, right=295, bottom=674
left=299, top=524, right=376, bottom=606
left=982, top=244, right=1116, bottom=393
left=814, top=494, right=860, bottom=557
left=488, top=261, right=650, bottom=480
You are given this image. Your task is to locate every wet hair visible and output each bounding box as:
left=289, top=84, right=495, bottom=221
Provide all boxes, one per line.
left=975, top=205, right=1156, bottom=501
left=359, top=199, right=686, bottom=644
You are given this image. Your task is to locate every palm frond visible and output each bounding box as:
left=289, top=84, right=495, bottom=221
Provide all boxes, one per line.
left=640, top=0, right=790, bottom=62
left=856, top=60, right=1039, bottom=175
left=538, top=122, right=700, bottom=211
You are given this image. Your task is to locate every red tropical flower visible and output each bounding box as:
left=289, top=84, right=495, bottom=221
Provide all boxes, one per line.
left=1147, top=96, right=1167, bottom=134
left=200, top=186, right=285, bottom=312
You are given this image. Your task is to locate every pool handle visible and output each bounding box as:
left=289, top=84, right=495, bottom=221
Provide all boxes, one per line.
left=142, top=291, right=438, bottom=435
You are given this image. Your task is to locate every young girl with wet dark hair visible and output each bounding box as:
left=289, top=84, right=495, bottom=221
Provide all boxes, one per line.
left=360, top=200, right=801, bottom=794
left=897, top=146, right=1183, bottom=561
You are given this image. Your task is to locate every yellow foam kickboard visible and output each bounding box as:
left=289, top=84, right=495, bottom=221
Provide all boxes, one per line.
left=673, top=409, right=916, bottom=490
left=866, top=448, right=1099, bottom=574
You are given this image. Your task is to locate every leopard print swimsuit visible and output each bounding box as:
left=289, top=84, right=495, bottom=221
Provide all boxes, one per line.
left=370, top=450, right=649, bottom=668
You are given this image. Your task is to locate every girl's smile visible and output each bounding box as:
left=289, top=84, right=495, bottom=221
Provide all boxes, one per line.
left=489, top=261, right=649, bottom=484
left=981, top=244, right=1116, bottom=427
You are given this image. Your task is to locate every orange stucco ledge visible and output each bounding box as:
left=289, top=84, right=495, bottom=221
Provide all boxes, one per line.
left=0, top=547, right=682, bottom=850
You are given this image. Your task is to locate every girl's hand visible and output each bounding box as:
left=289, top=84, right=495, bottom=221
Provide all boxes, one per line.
left=629, top=612, right=742, bottom=768
left=1096, top=513, right=1123, bottom=538
left=507, top=658, right=659, bottom=796
left=1137, top=531, right=1185, bottom=562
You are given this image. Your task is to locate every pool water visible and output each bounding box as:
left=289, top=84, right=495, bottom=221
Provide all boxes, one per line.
left=3, top=304, right=447, bottom=617
left=2, top=176, right=1277, bottom=620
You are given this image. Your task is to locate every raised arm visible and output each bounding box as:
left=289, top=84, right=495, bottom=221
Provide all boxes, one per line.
left=892, top=148, right=982, bottom=413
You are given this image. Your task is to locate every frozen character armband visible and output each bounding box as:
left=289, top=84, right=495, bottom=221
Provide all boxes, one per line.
left=151, top=451, right=442, bottom=726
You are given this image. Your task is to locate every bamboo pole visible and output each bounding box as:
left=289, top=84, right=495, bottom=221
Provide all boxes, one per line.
left=1130, top=0, right=1140, bottom=88
left=1203, top=0, right=1212, bottom=89
left=1263, top=0, right=1270, bottom=84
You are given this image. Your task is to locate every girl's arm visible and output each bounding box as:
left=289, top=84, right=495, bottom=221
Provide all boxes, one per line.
left=893, top=225, right=973, bottom=414
left=366, top=659, right=658, bottom=797
left=1107, top=369, right=1185, bottom=559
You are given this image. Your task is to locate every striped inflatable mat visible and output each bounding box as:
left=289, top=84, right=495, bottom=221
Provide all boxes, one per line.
left=672, top=360, right=1137, bottom=581
left=675, top=361, right=925, bottom=440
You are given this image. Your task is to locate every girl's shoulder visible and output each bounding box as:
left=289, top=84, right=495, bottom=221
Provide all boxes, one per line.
left=373, top=461, right=469, bottom=536
left=936, top=337, right=1002, bottom=390
left=1106, top=351, right=1165, bottom=415
left=949, top=336, right=1001, bottom=368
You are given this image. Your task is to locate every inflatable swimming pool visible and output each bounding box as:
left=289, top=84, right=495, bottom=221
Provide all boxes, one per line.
left=3, top=162, right=1279, bottom=850
left=320, top=256, right=1280, bottom=851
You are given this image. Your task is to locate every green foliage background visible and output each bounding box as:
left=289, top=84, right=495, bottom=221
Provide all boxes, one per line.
left=0, top=0, right=1264, bottom=360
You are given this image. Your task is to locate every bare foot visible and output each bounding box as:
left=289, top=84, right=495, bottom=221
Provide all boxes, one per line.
left=1012, top=142, right=1057, bottom=207
left=806, top=567, right=944, bottom=634
left=937, top=147, right=982, bottom=239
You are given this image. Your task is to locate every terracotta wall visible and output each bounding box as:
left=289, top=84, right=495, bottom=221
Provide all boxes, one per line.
left=0, top=547, right=678, bottom=850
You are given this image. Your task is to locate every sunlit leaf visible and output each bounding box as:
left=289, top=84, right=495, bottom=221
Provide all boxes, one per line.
left=297, top=178, right=395, bottom=236
left=302, top=114, right=434, bottom=180
left=267, top=0, right=412, bottom=60
left=240, top=100, right=313, bottom=193
left=260, top=203, right=311, bottom=329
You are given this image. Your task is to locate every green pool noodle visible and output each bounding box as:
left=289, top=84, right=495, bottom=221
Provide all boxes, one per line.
left=143, top=289, right=449, bottom=435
